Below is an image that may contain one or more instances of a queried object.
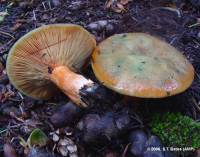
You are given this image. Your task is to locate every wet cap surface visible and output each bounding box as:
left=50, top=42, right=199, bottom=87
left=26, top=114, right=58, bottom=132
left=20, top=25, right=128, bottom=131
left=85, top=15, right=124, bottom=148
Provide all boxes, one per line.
left=92, top=33, right=194, bottom=98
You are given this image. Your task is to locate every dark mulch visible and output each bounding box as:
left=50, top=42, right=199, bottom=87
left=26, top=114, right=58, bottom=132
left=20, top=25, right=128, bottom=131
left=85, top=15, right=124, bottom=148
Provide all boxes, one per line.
left=0, top=0, right=200, bottom=157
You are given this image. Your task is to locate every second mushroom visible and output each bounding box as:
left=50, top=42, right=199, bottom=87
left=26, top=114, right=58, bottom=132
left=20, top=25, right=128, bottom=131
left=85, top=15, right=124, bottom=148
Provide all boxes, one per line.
left=92, top=33, right=194, bottom=98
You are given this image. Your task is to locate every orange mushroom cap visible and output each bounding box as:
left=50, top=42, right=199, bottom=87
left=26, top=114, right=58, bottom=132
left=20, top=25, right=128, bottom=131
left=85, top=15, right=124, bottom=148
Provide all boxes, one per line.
left=92, top=33, right=194, bottom=98
left=6, top=24, right=96, bottom=100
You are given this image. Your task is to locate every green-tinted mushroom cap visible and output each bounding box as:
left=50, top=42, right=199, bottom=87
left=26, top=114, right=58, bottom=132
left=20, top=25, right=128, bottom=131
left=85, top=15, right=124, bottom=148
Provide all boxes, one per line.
left=92, top=33, right=194, bottom=98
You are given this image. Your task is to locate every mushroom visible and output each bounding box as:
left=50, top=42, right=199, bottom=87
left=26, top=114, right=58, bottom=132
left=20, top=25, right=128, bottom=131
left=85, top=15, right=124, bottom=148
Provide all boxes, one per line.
left=6, top=24, right=96, bottom=107
left=91, top=33, right=194, bottom=98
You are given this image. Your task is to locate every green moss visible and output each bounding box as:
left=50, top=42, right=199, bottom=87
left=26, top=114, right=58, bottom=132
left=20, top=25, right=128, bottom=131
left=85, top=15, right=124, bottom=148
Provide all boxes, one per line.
left=150, top=112, right=200, bottom=149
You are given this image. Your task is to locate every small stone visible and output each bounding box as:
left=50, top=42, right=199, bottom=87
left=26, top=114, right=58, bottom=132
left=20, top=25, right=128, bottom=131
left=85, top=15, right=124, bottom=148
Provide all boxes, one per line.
left=58, top=138, right=77, bottom=156
left=28, top=148, right=55, bottom=157
left=76, top=111, right=134, bottom=144
left=67, top=145, right=77, bottom=153
left=143, top=135, right=166, bottom=157
left=76, top=114, right=101, bottom=143
left=98, top=20, right=108, bottom=28
left=64, top=127, right=73, bottom=136
left=105, top=23, right=115, bottom=35
left=87, top=20, right=110, bottom=32
left=52, top=133, right=59, bottom=142
left=59, top=146, right=68, bottom=157
left=56, top=129, right=60, bottom=135
left=87, top=20, right=117, bottom=35
left=66, top=132, right=72, bottom=136
left=59, top=139, right=68, bottom=146
left=129, top=129, right=148, bottom=156
left=50, top=102, right=81, bottom=128
left=87, top=23, right=101, bottom=32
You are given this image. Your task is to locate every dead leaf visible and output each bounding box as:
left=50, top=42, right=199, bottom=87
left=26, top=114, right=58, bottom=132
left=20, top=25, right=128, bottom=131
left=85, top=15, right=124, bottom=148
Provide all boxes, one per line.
left=120, top=0, right=130, bottom=5
left=105, top=0, right=129, bottom=13
left=105, top=0, right=115, bottom=8
left=110, top=3, right=126, bottom=13
left=116, top=2, right=126, bottom=12
left=11, top=22, right=22, bottom=32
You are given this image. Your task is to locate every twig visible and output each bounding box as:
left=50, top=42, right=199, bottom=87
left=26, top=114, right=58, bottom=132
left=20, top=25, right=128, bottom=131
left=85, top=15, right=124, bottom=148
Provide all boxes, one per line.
left=52, top=143, right=57, bottom=152
left=132, top=112, right=144, bottom=125
left=48, top=1, right=52, bottom=10
left=19, top=105, right=25, bottom=116
left=1, top=124, right=21, bottom=135
left=42, top=2, right=47, bottom=10
left=122, top=143, right=131, bottom=157
left=0, top=129, right=7, bottom=134
left=192, top=97, right=200, bottom=113
left=8, top=98, right=22, bottom=102
left=193, top=40, right=200, bottom=47
left=0, top=30, right=15, bottom=39
left=9, top=112, right=25, bottom=123
left=18, top=92, right=24, bottom=100
left=195, top=71, right=200, bottom=80
left=0, top=39, right=13, bottom=53
left=151, top=7, right=181, bottom=18
left=46, top=102, right=58, bottom=106
left=188, top=23, right=200, bottom=28
left=32, top=10, right=37, bottom=21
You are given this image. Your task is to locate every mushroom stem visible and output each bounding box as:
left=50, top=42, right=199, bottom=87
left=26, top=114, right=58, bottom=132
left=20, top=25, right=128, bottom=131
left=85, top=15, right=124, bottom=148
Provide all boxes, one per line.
left=50, top=66, right=94, bottom=107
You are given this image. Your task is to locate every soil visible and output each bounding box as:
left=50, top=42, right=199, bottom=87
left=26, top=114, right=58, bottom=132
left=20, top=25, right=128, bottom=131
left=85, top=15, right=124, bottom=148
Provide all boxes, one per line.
left=0, top=0, right=200, bottom=157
